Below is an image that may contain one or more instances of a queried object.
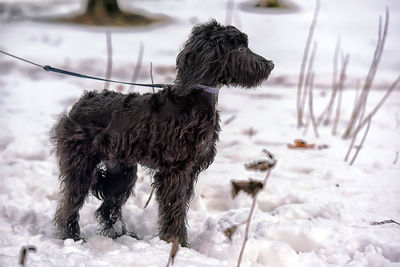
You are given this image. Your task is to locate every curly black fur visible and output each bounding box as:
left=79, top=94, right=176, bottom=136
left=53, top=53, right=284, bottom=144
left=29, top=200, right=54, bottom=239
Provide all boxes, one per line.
left=52, top=20, right=274, bottom=246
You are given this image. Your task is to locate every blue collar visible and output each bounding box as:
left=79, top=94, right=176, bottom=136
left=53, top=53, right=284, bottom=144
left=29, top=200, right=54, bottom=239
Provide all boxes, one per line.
left=197, top=84, right=220, bottom=94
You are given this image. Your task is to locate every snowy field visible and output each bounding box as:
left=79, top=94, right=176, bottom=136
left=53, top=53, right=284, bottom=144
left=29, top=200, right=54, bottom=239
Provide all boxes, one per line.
left=0, top=0, right=400, bottom=266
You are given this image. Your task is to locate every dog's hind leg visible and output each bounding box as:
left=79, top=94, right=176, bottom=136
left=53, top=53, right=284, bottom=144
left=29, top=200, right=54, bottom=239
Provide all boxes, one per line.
left=153, top=164, right=196, bottom=247
left=54, top=146, right=98, bottom=241
left=93, top=162, right=138, bottom=239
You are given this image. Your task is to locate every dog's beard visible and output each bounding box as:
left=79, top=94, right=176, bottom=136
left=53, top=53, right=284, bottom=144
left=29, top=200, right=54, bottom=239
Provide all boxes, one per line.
left=221, top=49, right=274, bottom=88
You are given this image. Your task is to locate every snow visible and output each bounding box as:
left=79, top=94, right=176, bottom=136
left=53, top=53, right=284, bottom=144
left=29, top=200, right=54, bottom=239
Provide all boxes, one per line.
left=1, top=0, right=400, bottom=266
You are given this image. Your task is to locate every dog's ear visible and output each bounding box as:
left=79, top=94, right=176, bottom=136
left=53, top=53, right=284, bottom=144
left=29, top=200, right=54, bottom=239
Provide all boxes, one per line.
left=176, top=34, right=223, bottom=92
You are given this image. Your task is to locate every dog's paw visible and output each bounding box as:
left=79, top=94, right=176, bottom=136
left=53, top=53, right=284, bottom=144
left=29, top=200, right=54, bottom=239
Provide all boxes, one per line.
left=126, top=232, right=141, bottom=240
left=161, top=233, right=189, bottom=248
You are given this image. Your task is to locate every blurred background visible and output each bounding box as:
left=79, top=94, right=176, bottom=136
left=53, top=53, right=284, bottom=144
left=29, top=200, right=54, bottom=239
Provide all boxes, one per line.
left=0, top=0, right=399, bottom=91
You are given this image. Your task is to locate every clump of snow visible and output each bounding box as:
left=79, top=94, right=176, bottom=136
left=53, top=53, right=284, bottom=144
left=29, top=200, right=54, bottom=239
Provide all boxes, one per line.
left=1, top=0, right=400, bottom=266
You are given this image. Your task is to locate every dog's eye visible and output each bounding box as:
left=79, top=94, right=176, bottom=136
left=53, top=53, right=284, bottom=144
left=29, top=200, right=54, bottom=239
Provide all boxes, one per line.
left=238, top=46, right=245, bottom=52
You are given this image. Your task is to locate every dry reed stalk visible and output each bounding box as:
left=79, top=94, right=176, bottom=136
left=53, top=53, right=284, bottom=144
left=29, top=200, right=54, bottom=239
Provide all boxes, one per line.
left=343, top=8, right=389, bottom=139
left=237, top=150, right=276, bottom=267
left=308, top=72, right=319, bottom=138
left=349, top=118, right=371, bottom=165
left=104, top=31, right=113, bottom=89
left=332, top=53, right=350, bottom=135
left=345, top=75, right=399, bottom=163
left=297, top=0, right=320, bottom=128
left=317, top=37, right=340, bottom=126
left=150, top=62, right=155, bottom=93
left=352, top=75, right=400, bottom=137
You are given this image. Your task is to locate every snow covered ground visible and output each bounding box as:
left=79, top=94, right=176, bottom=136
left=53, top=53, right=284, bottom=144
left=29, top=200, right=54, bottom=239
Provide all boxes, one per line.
left=0, top=0, right=399, bottom=266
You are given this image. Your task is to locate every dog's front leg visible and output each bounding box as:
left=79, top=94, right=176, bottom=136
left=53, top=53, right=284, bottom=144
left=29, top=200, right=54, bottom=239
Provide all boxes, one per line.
left=153, top=165, right=195, bottom=247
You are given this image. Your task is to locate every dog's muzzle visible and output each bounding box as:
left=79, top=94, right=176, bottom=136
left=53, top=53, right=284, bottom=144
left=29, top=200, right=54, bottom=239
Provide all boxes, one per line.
left=266, top=60, right=274, bottom=72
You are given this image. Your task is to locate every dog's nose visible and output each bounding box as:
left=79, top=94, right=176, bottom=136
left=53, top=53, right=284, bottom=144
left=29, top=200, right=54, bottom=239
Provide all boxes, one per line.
left=266, top=60, right=274, bottom=71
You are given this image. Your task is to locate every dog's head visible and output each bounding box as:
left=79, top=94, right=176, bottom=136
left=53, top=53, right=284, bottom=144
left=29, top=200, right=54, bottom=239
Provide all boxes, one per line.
left=176, top=20, right=274, bottom=89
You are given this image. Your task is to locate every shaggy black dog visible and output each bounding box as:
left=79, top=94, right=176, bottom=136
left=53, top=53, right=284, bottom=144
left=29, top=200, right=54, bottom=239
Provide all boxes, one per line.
left=52, top=20, right=274, bottom=246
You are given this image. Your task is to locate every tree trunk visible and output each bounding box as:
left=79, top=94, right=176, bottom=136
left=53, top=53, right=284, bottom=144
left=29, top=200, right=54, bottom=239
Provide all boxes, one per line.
left=87, top=0, right=122, bottom=18
left=256, top=0, right=289, bottom=8
left=58, top=0, right=162, bottom=26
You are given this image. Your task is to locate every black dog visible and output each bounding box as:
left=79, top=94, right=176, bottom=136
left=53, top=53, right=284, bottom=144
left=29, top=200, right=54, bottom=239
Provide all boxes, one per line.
left=52, top=20, right=274, bottom=246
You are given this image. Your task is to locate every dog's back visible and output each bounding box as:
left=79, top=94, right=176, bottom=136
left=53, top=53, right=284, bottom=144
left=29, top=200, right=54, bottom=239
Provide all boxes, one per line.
left=69, top=90, right=128, bottom=128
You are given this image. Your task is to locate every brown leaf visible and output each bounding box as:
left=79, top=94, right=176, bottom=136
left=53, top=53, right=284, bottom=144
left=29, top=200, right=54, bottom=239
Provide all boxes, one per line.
left=224, top=225, right=238, bottom=241
left=245, top=159, right=276, bottom=172
left=287, top=139, right=315, bottom=149
left=231, top=179, right=264, bottom=198
left=242, top=127, right=257, bottom=138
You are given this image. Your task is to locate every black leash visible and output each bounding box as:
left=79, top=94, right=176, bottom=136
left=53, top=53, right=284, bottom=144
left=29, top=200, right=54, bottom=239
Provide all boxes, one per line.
left=0, top=49, right=164, bottom=89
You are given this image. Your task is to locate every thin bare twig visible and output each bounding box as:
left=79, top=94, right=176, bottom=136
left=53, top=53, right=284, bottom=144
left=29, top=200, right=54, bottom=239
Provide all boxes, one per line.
left=104, top=31, right=113, bottom=89
left=302, top=41, right=318, bottom=128
left=129, top=41, right=144, bottom=91
left=308, top=72, right=319, bottom=138
left=394, top=151, right=399, bottom=165
left=19, top=246, right=37, bottom=266
left=371, top=219, right=400, bottom=226
left=332, top=53, right=350, bottom=135
left=345, top=79, right=363, bottom=158
left=344, top=128, right=357, bottom=162
left=318, top=37, right=340, bottom=126
left=150, top=62, right=155, bottom=93
left=237, top=170, right=271, bottom=267
left=297, top=0, right=320, bottom=128
left=237, top=150, right=275, bottom=267
left=236, top=192, right=257, bottom=267
left=352, top=75, right=400, bottom=138
left=349, top=118, right=371, bottom=165
left=350, top=79, right=362, bottom=118
left=332, top=83, right=343, bottom=135
left=144, top=186, right=155, bottom=209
